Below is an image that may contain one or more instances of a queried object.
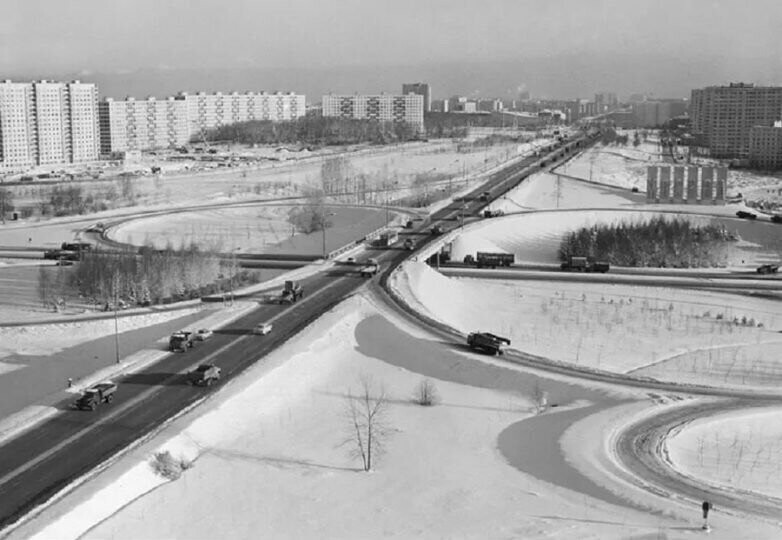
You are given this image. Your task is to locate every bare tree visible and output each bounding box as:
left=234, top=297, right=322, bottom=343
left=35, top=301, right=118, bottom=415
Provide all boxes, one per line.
left=414, top=379, right=439, bottom=406
left=343, top=376, right=390, bottom=472
left=287, top=188, right=333, bottom=234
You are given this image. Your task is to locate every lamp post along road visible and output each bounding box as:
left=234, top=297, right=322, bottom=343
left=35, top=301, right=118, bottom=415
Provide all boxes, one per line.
left=113, top=272, right=120, bottom=364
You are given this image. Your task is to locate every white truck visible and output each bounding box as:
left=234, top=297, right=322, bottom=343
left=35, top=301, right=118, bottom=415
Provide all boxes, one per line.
left=360, top=258, right=380, bottom=277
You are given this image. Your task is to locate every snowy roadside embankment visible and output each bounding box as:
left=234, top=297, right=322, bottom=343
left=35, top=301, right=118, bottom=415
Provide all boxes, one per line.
left=390, top=261, right=782, bottom=387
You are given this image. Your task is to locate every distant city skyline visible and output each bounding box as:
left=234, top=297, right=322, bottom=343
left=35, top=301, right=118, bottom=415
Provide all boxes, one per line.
left=2, top=0, right=782, bottom=100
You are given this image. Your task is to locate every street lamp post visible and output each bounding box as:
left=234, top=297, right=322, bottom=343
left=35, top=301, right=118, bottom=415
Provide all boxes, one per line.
left=321, top=211, right=336, bottom=259
left=112, top=272, right=120, bottom=364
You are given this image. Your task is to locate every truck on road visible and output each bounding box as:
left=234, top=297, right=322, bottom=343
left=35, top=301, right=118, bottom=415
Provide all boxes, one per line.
left=169, top=331, right=195, bottom=352
left=360, top=258, right=380, bottom=277
left=279, top=280, right=304, bottom=304
left=188, top=364, right=221, bottom=386
left=467, top=332, right=511, bottom=355
left=560, top=256, right=610, bottom=273
left=483, top=209, right=504, bottom=218
left=375, top=231, right=399, bottom=249
left=74, top=382, right=117, bottom=411
left=403, top=238, right=416, bottom=251
left=475, top=252, right=514, bottom=268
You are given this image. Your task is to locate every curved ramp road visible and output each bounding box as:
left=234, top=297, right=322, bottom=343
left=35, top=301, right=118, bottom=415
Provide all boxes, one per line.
left=0, top=136, right=588, bottom=531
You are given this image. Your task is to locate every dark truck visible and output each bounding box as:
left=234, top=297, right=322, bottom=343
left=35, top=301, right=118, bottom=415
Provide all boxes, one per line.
left=467, top=332, right=511, bottom=355
left=74, top=382, right=117, bottom=411
left=280, top=280, right=304, bottom=304
left=560, top=256, right=610, bottom=273
left=475, top=252, right=514, bottom=269
left=483, top=209, right=504, bottom=218
left=169, top=331, right=195, bottom=352
left=756, top=264, right=779, bottom=275
left=188, top=364, right=222, bottom=386
left=375, top=231, right=399, bottom=249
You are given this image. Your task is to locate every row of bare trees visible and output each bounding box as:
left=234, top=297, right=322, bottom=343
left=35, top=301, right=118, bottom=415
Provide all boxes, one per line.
left=69, top=246, right=236, bottom=307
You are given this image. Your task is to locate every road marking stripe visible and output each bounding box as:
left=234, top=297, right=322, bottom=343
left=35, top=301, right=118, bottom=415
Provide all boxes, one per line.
left=0, top=277, right=346, bottom=488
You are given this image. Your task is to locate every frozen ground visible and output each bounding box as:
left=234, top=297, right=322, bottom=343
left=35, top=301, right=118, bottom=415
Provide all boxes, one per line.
left=13, top=294, right=778, bottom=540
left=0, top=308, right=202, bottom=361
left=554, top=140, right=662, bottom=191
left=390, top=261, right=782, bottom=388
left=448, top=208, right=764, bottom=267
left=665, top=407, right=782, bottom=500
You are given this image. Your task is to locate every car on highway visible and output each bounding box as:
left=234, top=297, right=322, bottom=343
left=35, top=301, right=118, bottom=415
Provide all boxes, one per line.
left=756, top=264, right=779, bottom=275
left=736, top=210, right=757, bottom=220
left=345, top=256, right=356, bottom=265
left=771, top=214, right=782, bottom=224
left=195, top=328, right=213, bottom=341
left=253, top=323, right=273, bottom=335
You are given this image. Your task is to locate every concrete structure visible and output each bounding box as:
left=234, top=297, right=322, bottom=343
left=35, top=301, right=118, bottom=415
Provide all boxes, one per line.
left=594, top=92, right=618, bottom=113
left=645, top=165, right=727, bottom=203
left=0, top=80, right=99, bottom=171
left=321, top=94, right=424, bottom=131
left=749, top=121, right=782, bottom=169
left=691, top=83, right=782, bottom=159
left=99, top=91, right=305, bottom=153
left=632, top=99, right=688, bottom=127
left=402, top=83, right=431, bottom=112
left=99, top=97, right=189, bottom=154
left=178, top=91, right=305, bottom=137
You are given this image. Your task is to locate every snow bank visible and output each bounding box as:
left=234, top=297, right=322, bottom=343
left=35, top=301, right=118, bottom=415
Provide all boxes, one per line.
left=0, top=308, right=203, bottom=360
left=391, top=261, right=782, bottom=383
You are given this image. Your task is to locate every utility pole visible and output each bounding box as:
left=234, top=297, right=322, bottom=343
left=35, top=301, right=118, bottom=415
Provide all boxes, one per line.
left=113, top=271, right=120, bottom=364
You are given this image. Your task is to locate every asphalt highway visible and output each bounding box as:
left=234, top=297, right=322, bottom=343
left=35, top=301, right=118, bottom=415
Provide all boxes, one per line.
left=0, top=135, right=591, bottom=531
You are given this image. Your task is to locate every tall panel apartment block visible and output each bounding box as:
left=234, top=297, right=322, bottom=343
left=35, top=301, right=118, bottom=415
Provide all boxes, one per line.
left=701, top=167, right=714, bottom=203
left=646, top=166, right=658, bottom=201
left=672, top=167, right=685, bottom=203
left=658, top=166, right=671, bottom=202
left=686, top=166, right=699, bottom=202
left=322, top=94, right=424, bottom=132
left=0, top=80, right=98, bottom=172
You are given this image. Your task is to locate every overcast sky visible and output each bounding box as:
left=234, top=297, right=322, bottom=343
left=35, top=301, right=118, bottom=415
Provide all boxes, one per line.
left=2, top=0, right=781, bottom=98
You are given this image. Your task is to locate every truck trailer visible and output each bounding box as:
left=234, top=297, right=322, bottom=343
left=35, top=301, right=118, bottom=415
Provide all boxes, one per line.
left=476, top=252, right=514, bottom=268
left=467, top=332, right=511, bottom=355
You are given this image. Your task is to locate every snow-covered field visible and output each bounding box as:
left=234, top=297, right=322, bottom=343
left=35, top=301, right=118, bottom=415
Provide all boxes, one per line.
left=447, top=208, right=758, bottom=266
left=665, top=407, right=782, bottom=500
left=555, top=141, right=662, bottom=191
left=391, top=262, right=782, bottom=388
left=0, top=307, right=202, bottom=360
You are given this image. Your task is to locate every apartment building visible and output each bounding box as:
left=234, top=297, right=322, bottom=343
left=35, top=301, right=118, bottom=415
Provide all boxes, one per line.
left=0, top=80, right=99, bottom=171
left=691, top=83, right=782, bottom=159
left=321, top=94, right=424, bottom=130
left=178, top=91, right=306, bottom=137
left=99, top=97, right=189, bottom=154
left=749, top=122, right=782, bottom=169
left=402, top=83, right=431, bottom=112
left=632, top=99, right=688, bottom=127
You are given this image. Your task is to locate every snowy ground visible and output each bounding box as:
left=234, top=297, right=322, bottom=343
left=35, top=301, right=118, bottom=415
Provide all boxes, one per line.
left=12, top=294, right=778, bottom=540
left=390, top=261, right=782, bottom=389
left=554, top=140, right=662, bottom=191
left=665, top=407, right=782, bottom=500
left=0, top=307, right=202, bottom=361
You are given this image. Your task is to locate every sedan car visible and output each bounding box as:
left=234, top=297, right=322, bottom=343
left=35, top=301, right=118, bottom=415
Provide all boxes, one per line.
left=736, top=210, right=758, bottom=220
left=253, top=323, right=273, bottom=335
left=756, top=264, right=779, bottom=275
left=195, top=328, right=213, bottom=341
left=771, top=214, right=782, bottom=224
left=345, top=256, right=356, bottom=265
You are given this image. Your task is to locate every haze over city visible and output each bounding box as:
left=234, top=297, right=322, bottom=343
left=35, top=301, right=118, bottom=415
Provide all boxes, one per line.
left=3, top=0, right=782, bottom=99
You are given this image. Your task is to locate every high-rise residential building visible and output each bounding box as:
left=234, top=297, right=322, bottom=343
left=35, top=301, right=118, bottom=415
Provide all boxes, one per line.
left=99, top=90, right=306, bottom=153
left=99, top=97, right=189, bottom=154
left=749, top=122, right=782, bottom=169
left=594, top=92, right=619, bottom=113
left=691, top=83, right=782, bottom=159
left=321, top=94, right=424, bottom=131
left=402, top=83, right=431, bottom=112
left=178, top=91, right=306, bottom=137
left=0, top=80, right=99, bottom=171
left=632, top=99, right=688, bottom=127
